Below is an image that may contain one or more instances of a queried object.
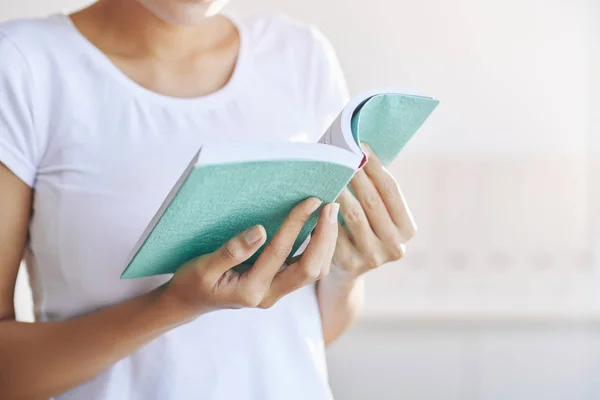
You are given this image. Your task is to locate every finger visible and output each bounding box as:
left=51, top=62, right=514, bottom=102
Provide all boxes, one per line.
left=362, top=143, right=417, bottom=241
left=319, top=219, right=339, bottom=278
left=296, top=203, right=338, bottom=276
left=267, top=203, right=339, bottom=304
left=206, top=225, right=267, bottom=278
left=337, top=188, right=377, bottom=254
left=350, top=169, right=400, bottom=244
left=246, top=197, right=323, bottom=285
left=332, top=223, right=363, bottom=271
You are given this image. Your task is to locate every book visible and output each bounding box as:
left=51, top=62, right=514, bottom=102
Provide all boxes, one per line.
left=121, top=88, right=440, bottom=279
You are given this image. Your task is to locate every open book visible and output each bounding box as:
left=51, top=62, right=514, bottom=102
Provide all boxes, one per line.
left=121, top=89, right=439, bottom=279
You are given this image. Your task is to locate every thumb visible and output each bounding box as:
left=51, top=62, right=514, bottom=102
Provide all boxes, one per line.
left=209, top=225, right=267, bottom=276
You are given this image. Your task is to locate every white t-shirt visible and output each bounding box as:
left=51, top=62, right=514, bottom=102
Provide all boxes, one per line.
left=0, top=12, right=349, bottom=400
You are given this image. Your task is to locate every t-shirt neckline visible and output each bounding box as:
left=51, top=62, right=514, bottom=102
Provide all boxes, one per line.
left=55, top=12, right=248, bottom=109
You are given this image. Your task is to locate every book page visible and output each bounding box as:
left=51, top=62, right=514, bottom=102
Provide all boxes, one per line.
left=318, top=97, right=371, bottom=167
left=319, top=87, right=433, bottom=156
left=318, top=112, right=355, bottom=151
left=197, top=140, right=362, bottom=170
left=319, top=108, right=369, bottom=169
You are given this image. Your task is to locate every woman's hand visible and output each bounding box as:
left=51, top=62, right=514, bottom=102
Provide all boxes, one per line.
left=162, top=198, right=340, bottom=321
left=332, top=144, right=417, bottom=279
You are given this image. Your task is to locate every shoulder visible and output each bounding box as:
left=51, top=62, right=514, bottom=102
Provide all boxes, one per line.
left=0, top=15, right=69, bottom=53
left=235, top=12, right=348, bottom=95
left=234, top=13, right=349, bottom=135
left=236, top=13, right=338, bottom=66
left=0, top=15, right=79, bottom=76
left=0, top=18, right=51, bottom=87
left=0, top=16, right=58, bottom=36
left=237, top=13, right=320, bottom=43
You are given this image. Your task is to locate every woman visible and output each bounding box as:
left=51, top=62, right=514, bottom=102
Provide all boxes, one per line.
left=0, top=0, right=416, bottom=399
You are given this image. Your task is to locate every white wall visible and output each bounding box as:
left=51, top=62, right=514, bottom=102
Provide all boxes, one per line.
left=228, top=0, right=595, bottom=320
left=590, top=0, right=600, bottom=270
left=230, top=0, right=590, bottom=157
left=327, top=322, right=600, bottom=400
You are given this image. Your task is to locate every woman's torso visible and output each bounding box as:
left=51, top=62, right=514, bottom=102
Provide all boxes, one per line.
left=1, top=12, right=346, bottom=400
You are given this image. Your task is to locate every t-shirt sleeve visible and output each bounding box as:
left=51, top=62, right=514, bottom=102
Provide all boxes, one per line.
left=306, top=27, right=351, bottom=134
left=0, top=31, right=40, bottom=187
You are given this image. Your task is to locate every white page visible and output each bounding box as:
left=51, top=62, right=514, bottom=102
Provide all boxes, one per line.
left=196, top=140, right=362, bottom=170
left=318, top=95, right=368, bottom=156
left=318, top=112, right=355, bottom=150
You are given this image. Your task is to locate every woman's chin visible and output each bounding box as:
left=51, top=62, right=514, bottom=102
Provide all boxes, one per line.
left=138, top=0, right=231, bottom=25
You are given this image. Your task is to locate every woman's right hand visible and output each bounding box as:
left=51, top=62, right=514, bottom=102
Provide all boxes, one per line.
left=161, top=198, right=340, bottom=321
left=0, top=162, right=339, bottom=399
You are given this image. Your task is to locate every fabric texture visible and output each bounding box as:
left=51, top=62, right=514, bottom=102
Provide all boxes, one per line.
left=0, top=11, right=348, bottom=400
left=352, top=94, right=440, bottom=166
left=124, top=160, right=354, bottom=278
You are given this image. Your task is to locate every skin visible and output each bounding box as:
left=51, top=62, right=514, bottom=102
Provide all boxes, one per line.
left=0, top=0, right=416, bottom=398
left=319, top=144, right=417, bottom=344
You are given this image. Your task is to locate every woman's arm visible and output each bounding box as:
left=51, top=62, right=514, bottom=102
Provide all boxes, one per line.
left=0, top=165, right=188, bottom=398
left=318, top=144, right=417, bottom=345
left=1, top=285, right=184, bottom=399
left=317, top=270, right=365, bottom=346
left=0, top=163, right=339, bottom=399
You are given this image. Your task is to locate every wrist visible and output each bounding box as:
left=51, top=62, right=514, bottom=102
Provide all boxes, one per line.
left=330, top=262, right=364, bottom=281
left=322, top=265, right=365, bottom=291
left=150, top=284, right=208, bottom=328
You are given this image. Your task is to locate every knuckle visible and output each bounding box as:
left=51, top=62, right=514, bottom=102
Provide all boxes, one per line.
left=318, top=266, right=331, bottom=280
left=379, top=182, right=398, bottom=199
left=387, top=241, right=406, bottom=261
left=350, top=258, right=363, bottom=271
left=341, top=255, right=362, bottom=271
left=345, top=207, right=364, bottom=226
left=363, top=194, right=381, bottom=211
left=221, top=241, right=244, bottom=263
left=189, top=261, right=213, bottom=287
left=258, top=298, right=276, bottom=309
left=238, top=291, right=263, bottom=308
left=273, top=243, right=293, bottom=261
left=245, top=279, right=267, bottom=295
left=197, top=270, right=214, bottom=289
left=298, top=263, right=321, bottom=282
left=364, top=256, right=381, bottom=271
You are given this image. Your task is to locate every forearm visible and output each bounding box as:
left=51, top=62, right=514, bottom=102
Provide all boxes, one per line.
left=317, top=269, right=365, bottom=346
left=0, top=286, right=186, bottom=399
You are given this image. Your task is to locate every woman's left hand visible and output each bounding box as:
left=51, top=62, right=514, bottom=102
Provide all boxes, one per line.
left=332, top=143, right=417, bottom=279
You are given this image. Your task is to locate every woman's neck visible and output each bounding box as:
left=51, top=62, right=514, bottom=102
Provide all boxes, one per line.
left=68, top=0, right=241, bottom=99
left=72, top=0, right=233, bottom=62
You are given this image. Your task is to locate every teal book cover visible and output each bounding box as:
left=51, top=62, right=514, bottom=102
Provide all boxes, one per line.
left=121, top=90, right=439, bottom=279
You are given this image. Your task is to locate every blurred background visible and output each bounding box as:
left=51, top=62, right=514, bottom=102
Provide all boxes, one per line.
left=5, top=0, right=599, bottom=399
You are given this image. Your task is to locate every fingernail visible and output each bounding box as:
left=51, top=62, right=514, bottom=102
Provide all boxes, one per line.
left=362, top=143, right=372, bottom=154
left=328, top=203, right=340, bottom=223
left=244, top=226, right=264, bottom=246
left=308, top=198, right=324, bottom=214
